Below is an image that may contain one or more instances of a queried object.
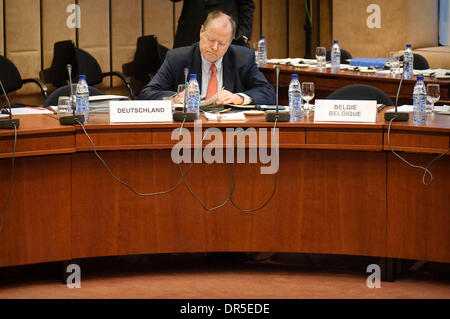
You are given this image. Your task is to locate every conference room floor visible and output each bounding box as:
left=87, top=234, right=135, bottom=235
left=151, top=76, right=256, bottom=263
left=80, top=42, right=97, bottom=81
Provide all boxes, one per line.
left=0, top=253, right=449, bottom=299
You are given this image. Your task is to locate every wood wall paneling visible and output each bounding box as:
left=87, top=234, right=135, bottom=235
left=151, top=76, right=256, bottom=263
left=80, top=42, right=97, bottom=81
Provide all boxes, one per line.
left=288, top=0, right=306, bottom=58
left=5, top=0, right=41, bottom=95
left=333, top=0, right=438, bottom=58
left=250, top=0, right=261, bottom=47
left=77, top=0, right=110, bottom=88
left=144, top=0, right=174, bottom=50
left=41, top=0, right=76, bottom=70
left=111, top=0, right=142, bottom=86
left=319, top=0, right=332, bottom=47
left=262, top=0, right=288, bottom=59
left=0, top=0, right=4, bottom=55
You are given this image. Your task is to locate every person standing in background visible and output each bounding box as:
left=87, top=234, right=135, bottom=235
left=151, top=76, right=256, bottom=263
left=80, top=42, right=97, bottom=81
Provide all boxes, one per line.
left=171, top=0, right=254, bottom=48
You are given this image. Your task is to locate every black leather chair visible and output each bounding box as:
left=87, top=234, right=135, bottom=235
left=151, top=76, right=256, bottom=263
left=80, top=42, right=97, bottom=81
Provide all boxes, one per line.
left=40, top=40, right=135, bottom=99
left=0, top=55, right=48, bottom=104
left=326, top=48, right=353, bottom=64
left=399, top=53, right=430, bottom=70
left=122, top=35, right=168, bottom=83
left=327, top=84, right=394, bottom=106
left=43, top=84, right=104, bottom=107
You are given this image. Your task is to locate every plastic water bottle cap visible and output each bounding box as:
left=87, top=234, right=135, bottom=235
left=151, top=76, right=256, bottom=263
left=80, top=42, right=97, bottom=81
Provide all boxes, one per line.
left=260, top=35, right=265, bottom=40
left=406, top=44, right=411, bottom=48
left=189, top=74, right=197, bottom=81
left=291, top=74, right=298, bottom=80
left=333, top=40, right=338, bottom=44
left=417, top=75, right=424, bottom=81
left=79, top=74, right=86, bottom=81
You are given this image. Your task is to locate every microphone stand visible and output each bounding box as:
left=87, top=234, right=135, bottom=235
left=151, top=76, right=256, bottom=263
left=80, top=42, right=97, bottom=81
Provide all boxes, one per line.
left=266, top=65, right=290, bottom=122
left=0, top=81, right=20, bottom=129
left=173, top=67, right=198, bottom=122
left=384, top=61, right=409, bottom=121
left=59, top=64, right=85, bottom=125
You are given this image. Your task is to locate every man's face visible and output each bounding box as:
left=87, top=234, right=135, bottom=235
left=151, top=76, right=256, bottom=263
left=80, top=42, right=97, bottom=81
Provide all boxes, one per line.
left=199, top=16, right=233, bottom=63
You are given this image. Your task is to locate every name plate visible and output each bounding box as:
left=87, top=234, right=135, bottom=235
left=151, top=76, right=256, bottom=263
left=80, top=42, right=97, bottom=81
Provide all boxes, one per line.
left=109, top=100, right=172, bottom=123
left=314, top=99, right=377, bottom=123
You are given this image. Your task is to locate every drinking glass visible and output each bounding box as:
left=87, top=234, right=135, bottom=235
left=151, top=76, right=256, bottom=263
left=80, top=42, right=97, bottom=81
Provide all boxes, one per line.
left=57, top=96, right=72, bottom=115
left=426, top=83, right=440, bottom=115
left=389, top=52, right=400, bottom=77
left=302, top=82, right=315, bottom=114
left=315, top=47, right=326, bottom=72
left=252, top=42, right=259, bottom=64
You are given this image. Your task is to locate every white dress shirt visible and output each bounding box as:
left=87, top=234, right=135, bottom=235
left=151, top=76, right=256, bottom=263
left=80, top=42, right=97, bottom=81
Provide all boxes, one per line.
left=200, top=54, right=252, bottom=104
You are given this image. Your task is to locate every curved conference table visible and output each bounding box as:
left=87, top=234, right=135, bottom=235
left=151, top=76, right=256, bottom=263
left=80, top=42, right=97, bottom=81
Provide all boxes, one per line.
left=260, top=63, right=450, bottom=106
left=0, top=112, right=449, bottom=278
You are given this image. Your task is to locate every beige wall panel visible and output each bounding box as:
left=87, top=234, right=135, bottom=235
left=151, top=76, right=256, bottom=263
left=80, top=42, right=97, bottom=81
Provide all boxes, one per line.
left=0, top=1, right=3, bottom=55
left=250, top=0, right=260, bottom=47
left=262, top=0, right=287, bottom=59
left=5, top=0, right=41, bottom=94
left=144, top=0, right=174, bottom=49
left=333, top=0, right=438, bottom=58
left=42, top=0, right=76, bottom=69
left=111, top=0, right=142, bottom=86
left=406, top=0, right=439, bottom=48
left=289, top=0, right=306, bottom=58
left=78, top=0, right=110, bottom=87
left=319, top=0, right=332, bottom=48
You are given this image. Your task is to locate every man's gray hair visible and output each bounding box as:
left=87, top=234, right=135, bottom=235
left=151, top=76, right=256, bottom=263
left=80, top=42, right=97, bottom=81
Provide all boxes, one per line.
left=203, top=10, right=237, bottom=40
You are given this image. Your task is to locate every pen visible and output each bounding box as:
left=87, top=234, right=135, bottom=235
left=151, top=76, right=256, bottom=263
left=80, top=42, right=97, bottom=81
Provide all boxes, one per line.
left=377, top=104, right=385, bottom=112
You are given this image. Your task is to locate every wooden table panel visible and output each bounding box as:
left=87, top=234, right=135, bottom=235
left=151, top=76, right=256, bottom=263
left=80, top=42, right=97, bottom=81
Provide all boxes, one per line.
left=0, top=155, right=72, bottom=267
left=261, top=64, right=450, bottom=106
left=70, top=149, right=386, bottom=258
left=387, top=153, right=450, bottom=263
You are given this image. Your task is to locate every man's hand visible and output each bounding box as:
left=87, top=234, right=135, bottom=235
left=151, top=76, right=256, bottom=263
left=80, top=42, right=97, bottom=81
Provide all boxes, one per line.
left=215, top=89, right=244, bottom=105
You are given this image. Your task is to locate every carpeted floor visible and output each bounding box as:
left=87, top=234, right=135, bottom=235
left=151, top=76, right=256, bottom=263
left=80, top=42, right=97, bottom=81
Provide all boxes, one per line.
left=0, top=253, right=449, bottom=299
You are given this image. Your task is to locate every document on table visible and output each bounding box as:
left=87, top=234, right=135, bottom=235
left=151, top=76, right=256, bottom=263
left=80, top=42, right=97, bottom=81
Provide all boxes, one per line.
left=10, top=107, right=54, bottom=115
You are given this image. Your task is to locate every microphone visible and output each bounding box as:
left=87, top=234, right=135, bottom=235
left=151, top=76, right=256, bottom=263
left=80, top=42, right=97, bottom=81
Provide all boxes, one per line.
left=384, top=60, right=409, bottom=121
left=265, top=65, right=290, bottom=122
left=0, top=80, right=20, bottom=129
left=173, top=67, right=198, bottom=122
left=59, top=64, right=85, bottom=125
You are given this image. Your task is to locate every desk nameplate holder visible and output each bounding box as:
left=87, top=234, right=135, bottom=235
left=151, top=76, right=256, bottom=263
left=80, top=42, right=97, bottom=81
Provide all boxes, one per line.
left=110, top=100, right=172, bottom=123
left=314, top=99, right=377, bottom=123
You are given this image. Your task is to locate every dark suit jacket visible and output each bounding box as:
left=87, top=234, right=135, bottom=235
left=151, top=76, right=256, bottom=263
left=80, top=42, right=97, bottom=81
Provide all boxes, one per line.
left=171, top=0, right=254, bottom=48
left=138, top=43, right=275, bottom=105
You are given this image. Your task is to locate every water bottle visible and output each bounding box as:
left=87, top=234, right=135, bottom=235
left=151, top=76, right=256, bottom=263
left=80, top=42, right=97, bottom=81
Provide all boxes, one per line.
left=331, top=40, right=341, bottom=73
left=257, top=35, right=267, bottom=67
left=76, top=74, right=89, bottom=121
left=186, top=74, right=200, bottom=116
left=403, top=44, right=414, bottom=79
left=412, top=75, right=426, bottom=123
left=288, top=74, right=302, bottom=119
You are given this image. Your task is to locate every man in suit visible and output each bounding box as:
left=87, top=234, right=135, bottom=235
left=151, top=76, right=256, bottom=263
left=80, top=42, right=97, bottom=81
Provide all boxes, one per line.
left=171, top=0, right=254, bottom=48
left=139, top=11, right=275, bottom=106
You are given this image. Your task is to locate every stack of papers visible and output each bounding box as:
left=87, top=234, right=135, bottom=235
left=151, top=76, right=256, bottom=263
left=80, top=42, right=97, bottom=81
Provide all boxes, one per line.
left=413, top=69, right=450, bottom=79
left=89, top=95, right=128, bottom=113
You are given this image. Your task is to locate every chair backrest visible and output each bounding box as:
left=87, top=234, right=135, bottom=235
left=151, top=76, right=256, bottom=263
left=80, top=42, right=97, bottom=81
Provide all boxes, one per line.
left=399, top=53, right=430, bottom=70
left=413, top=54, right=430, bottom=70
left=0, top=55, right=23, bottom=93
left=41, top=40, right=78, bottom=87
left=327, top=84, right=394, bottom=106
left=43, top=84, right=105, bottom=107
left=75, top=48, right=104, bottom=85
left=122, top=35, right=168, bottom=82
left=326, top=48, right=353, bottom=64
